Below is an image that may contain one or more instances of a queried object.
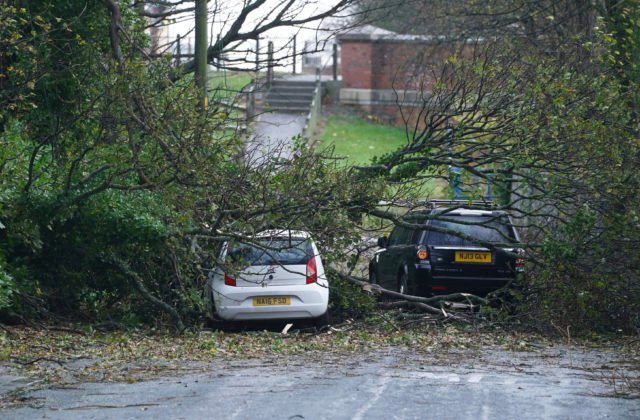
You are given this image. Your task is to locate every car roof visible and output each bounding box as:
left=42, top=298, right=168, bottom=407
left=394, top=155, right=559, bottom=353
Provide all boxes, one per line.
left=254, top=229, right=311, bottom=239
left=404, top=208, right=507, bottom=219
left=432, top=208, right=503, bottom=216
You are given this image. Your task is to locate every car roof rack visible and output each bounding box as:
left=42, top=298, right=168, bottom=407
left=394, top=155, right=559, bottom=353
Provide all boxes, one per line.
left=424, top=199, right=497, bottom=210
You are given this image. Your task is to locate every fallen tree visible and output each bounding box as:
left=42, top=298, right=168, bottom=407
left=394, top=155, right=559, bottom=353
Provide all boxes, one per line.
left=329, top=268, right=491, bottom=322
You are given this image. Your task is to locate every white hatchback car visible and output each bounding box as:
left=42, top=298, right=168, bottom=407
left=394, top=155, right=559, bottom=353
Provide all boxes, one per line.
left=204, top=230, right=329, bottom=324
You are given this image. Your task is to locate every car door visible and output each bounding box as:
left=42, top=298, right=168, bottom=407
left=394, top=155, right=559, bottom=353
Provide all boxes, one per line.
left=377, top=226, right=414, bottom=290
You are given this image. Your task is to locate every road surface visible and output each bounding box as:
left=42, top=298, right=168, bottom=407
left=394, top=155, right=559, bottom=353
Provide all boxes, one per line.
left=2, top=344, right=638, bottom=419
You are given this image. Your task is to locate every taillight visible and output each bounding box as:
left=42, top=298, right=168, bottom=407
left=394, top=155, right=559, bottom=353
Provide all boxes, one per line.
left=432, top=286, right=447, bottom=292
left=416, top=246, right=428, bottom=260
left=224, top=273, right=237, bottom=286
left=306, top=257, right=317, bottom=284
left=515, top=249, right=525, bottom=272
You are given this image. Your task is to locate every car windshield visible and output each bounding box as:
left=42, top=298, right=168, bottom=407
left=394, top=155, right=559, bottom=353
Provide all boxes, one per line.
left=227, top=237, right=313, bottom=266
left=426, top=215, right=516, bottom=246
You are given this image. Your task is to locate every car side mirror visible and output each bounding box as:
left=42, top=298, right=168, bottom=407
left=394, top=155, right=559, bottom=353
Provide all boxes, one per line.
left=377, top=236, right=388, bottom=248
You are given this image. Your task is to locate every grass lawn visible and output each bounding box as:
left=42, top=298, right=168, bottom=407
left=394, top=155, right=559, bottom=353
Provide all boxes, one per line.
left=207, top=71, right=253, bottom=126
left=209, top=71, right=253, bottom=99
left=318, top=113, right=448, bottom=198
left=318, top=115, right=409, bottom=166
left=175, top=70, right=253, bottom=100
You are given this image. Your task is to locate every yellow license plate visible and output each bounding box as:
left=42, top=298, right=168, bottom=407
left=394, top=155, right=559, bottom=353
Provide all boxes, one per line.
left=253, top=296, right=291, bottom=306
left=455, top=251, right=492, bottom=263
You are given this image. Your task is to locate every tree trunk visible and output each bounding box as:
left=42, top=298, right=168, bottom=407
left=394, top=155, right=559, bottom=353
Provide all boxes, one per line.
left=195, top=0, right=208, bottom=111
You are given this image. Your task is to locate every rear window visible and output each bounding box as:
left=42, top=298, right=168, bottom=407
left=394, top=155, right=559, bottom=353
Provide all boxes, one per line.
left=388, top=226, right=415, bottom=246
left=425, top=215, right=516, bottom=246
left=226, top=237, right=313, bottom=266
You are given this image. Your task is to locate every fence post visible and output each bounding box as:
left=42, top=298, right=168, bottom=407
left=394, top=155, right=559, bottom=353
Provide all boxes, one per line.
left=215, top=35, right=220, bottom=71
left=255, top=38, right=260, bottom=72
left=176, top=34, right=181, bottom=67
left=292, top=35, right=297, bottom=75
left=247, top=78, right=255, bottom=121
left=267, top=41, right=274, bottom=89
left=332, top=43, right=338, bottom=81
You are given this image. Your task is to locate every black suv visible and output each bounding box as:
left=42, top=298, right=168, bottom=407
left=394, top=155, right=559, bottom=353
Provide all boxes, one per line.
left=369, top=200, right=524, bottom=296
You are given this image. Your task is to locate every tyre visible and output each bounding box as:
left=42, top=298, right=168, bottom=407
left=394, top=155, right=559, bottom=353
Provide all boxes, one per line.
left=205, top=288, right=215, bottom=318
left=398, top=270, right=409, bottom=295
left=205, top=289, right=224, bottom=329
left=369, top=267, right=378, bottom=284
left=314, top=310, right=331, bottom=328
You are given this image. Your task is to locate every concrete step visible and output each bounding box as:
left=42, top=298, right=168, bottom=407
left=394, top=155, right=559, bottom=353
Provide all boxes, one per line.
left=267, top=88, right=314, bottom=96
left=267, top=98, right=311, bottom=109
left=263, top=79, right=317, bottom=114
left=265, top=106, right=310, bottom=114
left=268, top=87, right=313, bottom=96
left=254, top=85, right=315, bottom=97
left=266, top=93, right=314, bottom=103
left=270, top=83, right=316, bottom=91
left=271, top=80, right=317, bottom=88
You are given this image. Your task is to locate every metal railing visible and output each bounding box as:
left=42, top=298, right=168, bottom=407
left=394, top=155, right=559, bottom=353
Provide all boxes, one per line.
left=302, top=68, right=323, bottom=138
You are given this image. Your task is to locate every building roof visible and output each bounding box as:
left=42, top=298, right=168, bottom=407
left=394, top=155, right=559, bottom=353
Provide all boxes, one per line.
left=337, top=24, right=398, bottom=40
left=337, top=24, right=479, bottom=44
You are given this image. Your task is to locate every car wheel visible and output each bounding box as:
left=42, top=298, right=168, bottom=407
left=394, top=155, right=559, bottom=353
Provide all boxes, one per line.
left=205, top=291, right=224, bottom=329
left=369, top=268, right=378, bottom=285
left=314, top=310, right=331, bottom=328
left=398, top=270, right=409, bottom=295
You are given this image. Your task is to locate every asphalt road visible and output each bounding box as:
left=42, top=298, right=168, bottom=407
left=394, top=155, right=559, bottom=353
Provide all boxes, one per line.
left=2, top=345, right=638, bottom=419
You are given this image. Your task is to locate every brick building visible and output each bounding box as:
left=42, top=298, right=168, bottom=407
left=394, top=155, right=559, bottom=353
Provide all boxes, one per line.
left=337, top=25, right=475, bottom=125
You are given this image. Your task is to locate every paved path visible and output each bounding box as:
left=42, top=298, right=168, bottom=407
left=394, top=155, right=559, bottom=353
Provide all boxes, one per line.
left=245, top=74, right=329, bottom=163
left=246, top=112, right=306, bottom=164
